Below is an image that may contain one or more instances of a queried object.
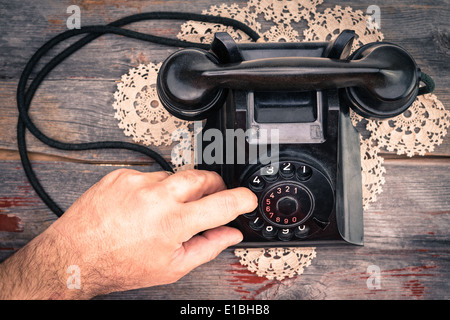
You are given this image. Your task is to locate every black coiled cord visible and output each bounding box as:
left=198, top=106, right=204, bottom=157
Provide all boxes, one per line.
left=17, top=12, right=261, bottom=217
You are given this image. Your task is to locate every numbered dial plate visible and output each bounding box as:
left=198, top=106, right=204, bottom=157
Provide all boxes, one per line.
left=241, top=160, right=334, bottom=242
left=261, top=182, right=313, bottom=228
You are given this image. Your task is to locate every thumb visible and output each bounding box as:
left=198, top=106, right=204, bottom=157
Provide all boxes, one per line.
left=179, top=226, right=243, bottom=272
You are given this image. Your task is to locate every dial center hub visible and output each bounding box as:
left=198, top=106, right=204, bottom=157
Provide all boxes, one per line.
left=277, top=196, right=298, bottom=216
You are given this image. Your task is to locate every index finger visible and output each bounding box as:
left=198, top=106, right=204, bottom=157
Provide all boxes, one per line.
left=177, top=187, right=258, bottom=241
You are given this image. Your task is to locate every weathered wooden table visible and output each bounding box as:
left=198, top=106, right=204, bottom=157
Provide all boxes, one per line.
left=0, top=0, right=449, bottom=300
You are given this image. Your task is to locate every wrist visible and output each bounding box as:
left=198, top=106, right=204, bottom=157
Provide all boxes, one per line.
left=0, top=227, right=99, bottom=300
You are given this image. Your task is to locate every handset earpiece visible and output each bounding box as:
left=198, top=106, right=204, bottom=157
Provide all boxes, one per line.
left=345, top=42, right=421, bottom=119
left=156, top=48, right=228, bottom=120
left=157, top=35, right=422, bottom=120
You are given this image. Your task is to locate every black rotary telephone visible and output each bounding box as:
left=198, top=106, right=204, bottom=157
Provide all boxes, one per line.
left=17, top=13, right=434, bottom=247
left=156, top=30, right=434, bottom=247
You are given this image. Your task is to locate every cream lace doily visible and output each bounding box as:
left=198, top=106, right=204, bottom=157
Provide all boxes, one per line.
left=112, top=0, right=449, bottom=281
left=234, top=247, right=316, bottom=280
left=112, top=62, right=198, bottom=171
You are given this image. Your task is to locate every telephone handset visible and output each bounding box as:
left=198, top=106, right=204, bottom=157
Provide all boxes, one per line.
left=157, top=30, right=423, bottom=121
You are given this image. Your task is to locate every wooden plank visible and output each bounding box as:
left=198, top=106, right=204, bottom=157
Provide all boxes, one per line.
left=0, top=0, right=445, bottom=84
left=0, top=0, right=229, bottom=79
left=0, top=79, right=176, bottom=162
left=0, top=158, right=448, bottom=299
left=1, top=0, right=448, bottom=82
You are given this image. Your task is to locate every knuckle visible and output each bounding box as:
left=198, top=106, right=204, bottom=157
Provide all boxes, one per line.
left=115, top=169, right=146, bottom=186
left=103, top=168, right=134, bottom=183
left=151, top=171, right=171, bottom=180
left=173, top=169, right=208, bottom=188
left=181, top=169, right=206, bottom=183
left=134, top=184, right=152, bottom=203
left=103, top=168, right=125, bottom=181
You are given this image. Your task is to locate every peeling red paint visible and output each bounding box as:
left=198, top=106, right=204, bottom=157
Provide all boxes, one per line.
left=74, top=0, right=144, bottom=12
left=403, top=280, right=425, bottom=298
left=0, top=188, right=41, bottom=211
left=383, top=265, right=437, bottom=277
left=0, top=196, right=38, bottom=208
left=227, top=262, right=268, bottom=284
left=427, top=211, right=450, bottom=215
left=0, top=193, right=37, bottom=232
left=17, top=185, right=33, bottom=192
left=226, top=262, right=280, bottom=300
left=0, top=213, right=23, bottom=232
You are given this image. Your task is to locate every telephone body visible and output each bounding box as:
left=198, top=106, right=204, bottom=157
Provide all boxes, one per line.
left=157, top=30, right=424, bottom=247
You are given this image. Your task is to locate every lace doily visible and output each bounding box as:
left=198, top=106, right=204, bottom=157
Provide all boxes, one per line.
left=112, top=0, right=449, bottom=281
left=352, top=94, right=449, bottom=158
left=234, top=247, right=316, bottom=280
left=112, top=63, right=197, bottom=171
left=302, top=5, right=383, bottom=49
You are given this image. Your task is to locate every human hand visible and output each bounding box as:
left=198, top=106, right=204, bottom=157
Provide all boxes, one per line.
left=0, top=169, right=257, bottom=299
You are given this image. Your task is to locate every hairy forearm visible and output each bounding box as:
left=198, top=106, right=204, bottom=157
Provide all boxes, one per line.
left=0, top=227, right=98, bottom=300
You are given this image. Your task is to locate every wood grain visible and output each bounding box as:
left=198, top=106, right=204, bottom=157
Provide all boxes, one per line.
left=0, top=0, right=449, bottom=300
